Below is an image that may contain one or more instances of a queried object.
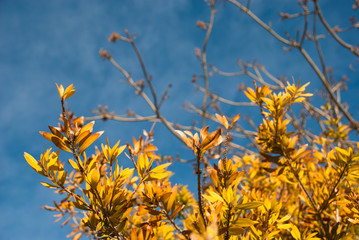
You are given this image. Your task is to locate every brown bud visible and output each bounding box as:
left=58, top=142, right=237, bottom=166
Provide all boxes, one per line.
left=108, top=32, right=120, bottom=42
left=99, top=49, right=111, bottom=59
left=333, top=25, right=341, bottom=32
left=196, top=20, right=207, bottom=30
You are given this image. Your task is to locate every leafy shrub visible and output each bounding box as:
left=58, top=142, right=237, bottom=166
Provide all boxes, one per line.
left=25, top=1, right=359, bottom=239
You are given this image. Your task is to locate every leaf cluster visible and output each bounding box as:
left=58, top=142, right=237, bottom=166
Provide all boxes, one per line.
left=25, top=81, right=359, bottom=240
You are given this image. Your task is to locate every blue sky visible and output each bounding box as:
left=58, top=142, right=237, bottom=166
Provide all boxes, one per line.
left=1, top=1, right=358, bottom=239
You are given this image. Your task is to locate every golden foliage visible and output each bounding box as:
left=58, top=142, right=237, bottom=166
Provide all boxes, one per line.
left=25, top=82, right=359, bottom=239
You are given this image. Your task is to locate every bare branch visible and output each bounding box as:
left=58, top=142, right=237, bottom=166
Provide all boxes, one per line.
left=200, top=3, right=217, bottom=127
left=228, top=0, right=359, bottom=131
left=314, top=0, right=359, bottom=57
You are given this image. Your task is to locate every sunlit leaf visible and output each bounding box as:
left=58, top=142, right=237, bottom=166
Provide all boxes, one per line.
left=233, top=218, right=256, bottom=227
left=40, top=181, right=59, bottom=189
left=236, top=201, right=263, bottom=210
left=78, top=131, right=104, bottom=154
left=291, top=225, right=301, bottom=240
left=68, top=159, right=80, bottom=171
left=63, top=84, right=75, bottom=100
left=201, top=128, right=223, bottom=151
left=215, top=114, right=228, bottom=130
left=228, top=226, right=244, bottom=235
left=24, top=152, right=42, bottom=173
left=55, top=83, right=64, bottom=99
left=51, top=135, right=72, bottom=153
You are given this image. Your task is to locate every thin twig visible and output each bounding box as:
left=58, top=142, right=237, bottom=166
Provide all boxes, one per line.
left=124, top=29, right=159, bottom=111
left=194, top=84, right=256, bottom=107
left=201, top=3, right=216, bottom=127
left=228, top=0, right=359, bottom=131
left=314, top=0, right=359, bottom=57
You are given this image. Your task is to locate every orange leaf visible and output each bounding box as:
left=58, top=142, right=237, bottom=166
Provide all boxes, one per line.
left=200, top=126, right=209, bottom=141
left=201, top=128, right=223, bottom=151
left=229, top=113, right=241, bottom=129
left=215, top=114, right=228, bottom=130
left=78, top=121, right=95, bottom=136
left=78, top=131, right=104, bottom=154
left=74, top=130, right=91, bottom=147
left=39, top=131, right=54, bottom=142
left=72, top=233, right=82, bottom=240
left=167, top=184, right=177, bottom=212
left=51, top=135, right=72, bottom=153
left=40, top=181, right=59, bottom=189
left=63, top=84, right=75, bottom=100
left=48, top=125, right=63, bottom=138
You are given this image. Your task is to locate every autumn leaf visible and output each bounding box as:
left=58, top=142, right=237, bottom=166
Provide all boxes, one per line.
left=78, top=131, right=104, bottom=154
left=24, top=152, right=43, bottom=173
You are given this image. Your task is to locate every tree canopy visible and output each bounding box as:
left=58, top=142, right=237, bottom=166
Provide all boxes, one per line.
left=25, top=0, right=359, bottom=239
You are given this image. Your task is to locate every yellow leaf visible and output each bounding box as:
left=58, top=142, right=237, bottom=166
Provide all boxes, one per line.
left=166, top=184, right=177, bottom=212
left=236, top=201, right=263, bottom=210
left=278, top=223, right=292, bottom=229
left=78, top=131, right=104, bottom=154
left=116, top=145, right=126, bottom=157
left=137, top=153, right=148, bottom=178
left=51, top=135, right=72, bottom=153
left=68, top=159, right=80, bottom=171
left=150, top=162, right=171, bottom=173
left=131, top=228, right=137, bottom=240
left=205, top=190, right=224, bottom=203
left=293, top=97, right=305, bottom=103
left=199, top=126, right=209, bottom=141
left=233, top=218, right=256, bottom=227
left=55, top=83, right=64, bottom=99
left=39, top=131, right=54, bottom=142
left=171, top=205, right=184, bottom=219
left=40, top=181, right=59, bottom=189
left=74, top=130, right=91, bottom=147
left=48, top=125, right=63, bottom=138
left=232, top=113, right=241, bottom=123
left=90, top=169, right=100, bottom=187
left=267, top=230, right=281, bottom=239
left=175, top=130, right=194, bottom=150
left=291, top=225, right=301, bottom=240
left=63, top=84, right=75, bottom=100
left=277, top=214, right=291, bottom=223
left=24, top=152, right=42, bottom=173
left=228, top=226, right=244, bottom=235
left=72, top=200, right=89, bottom=211
left=201, top=128, right=223, bottom=151
left=72, top=232, right=82, bottom=240
left=215, top=114, right=228, bottom=130
left=229, top=113, right=241, bottom=129
left=244, top=87, right=256, bottom=103
left=78, top=121, right=95, bottom=136
left=147, top=171, right=171, bottom=181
